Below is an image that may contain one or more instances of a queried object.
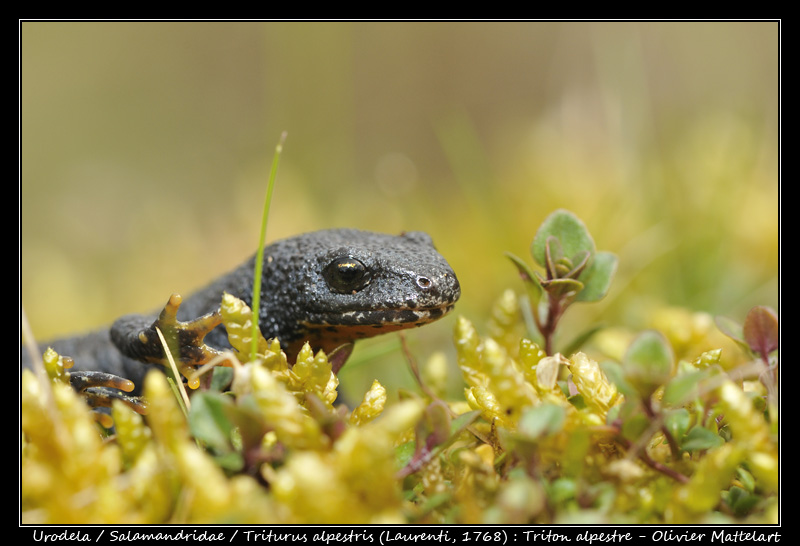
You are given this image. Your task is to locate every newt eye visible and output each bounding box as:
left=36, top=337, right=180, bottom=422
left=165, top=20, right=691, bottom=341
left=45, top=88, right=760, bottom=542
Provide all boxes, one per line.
left=323, top=257, right=371, bottom=293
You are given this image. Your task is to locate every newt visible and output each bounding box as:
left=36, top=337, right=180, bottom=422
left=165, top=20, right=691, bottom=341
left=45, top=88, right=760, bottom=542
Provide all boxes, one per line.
left=21, top=229, right=461, bottom=405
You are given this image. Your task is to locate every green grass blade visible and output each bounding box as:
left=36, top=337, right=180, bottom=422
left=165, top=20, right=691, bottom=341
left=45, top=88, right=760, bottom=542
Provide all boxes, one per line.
left=250, top=131, right=287, bottom=362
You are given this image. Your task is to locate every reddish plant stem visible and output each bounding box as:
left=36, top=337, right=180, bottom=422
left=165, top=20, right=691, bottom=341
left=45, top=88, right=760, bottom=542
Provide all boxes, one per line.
left=617, top=436, right=689, bottom=484
left=642, top=397, right=682, bottom=462
left=540, top=295, right=567, bottom=356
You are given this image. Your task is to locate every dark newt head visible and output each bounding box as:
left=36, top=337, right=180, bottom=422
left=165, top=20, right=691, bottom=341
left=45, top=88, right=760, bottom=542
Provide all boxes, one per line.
left=258, top=229, right=460, bottom=355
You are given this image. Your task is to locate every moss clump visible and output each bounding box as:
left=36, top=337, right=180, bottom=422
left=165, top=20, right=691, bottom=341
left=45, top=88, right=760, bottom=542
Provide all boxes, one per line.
left=20, top=210, right=778, bottom=524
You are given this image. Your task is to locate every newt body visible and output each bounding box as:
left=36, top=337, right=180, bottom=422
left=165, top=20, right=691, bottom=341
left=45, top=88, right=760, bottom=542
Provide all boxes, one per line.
left=22, top=229, right=460, bottom=392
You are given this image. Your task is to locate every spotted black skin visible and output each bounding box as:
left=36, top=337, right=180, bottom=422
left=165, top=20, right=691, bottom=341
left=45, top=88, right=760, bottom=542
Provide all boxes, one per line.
left=23, top=229, right=461, bottom=390
left=177, top=228, right=461, bottom=353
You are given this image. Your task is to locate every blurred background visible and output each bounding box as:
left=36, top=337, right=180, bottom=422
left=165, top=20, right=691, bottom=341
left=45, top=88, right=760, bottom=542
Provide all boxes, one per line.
left=20, top=21, right=779, bottom=399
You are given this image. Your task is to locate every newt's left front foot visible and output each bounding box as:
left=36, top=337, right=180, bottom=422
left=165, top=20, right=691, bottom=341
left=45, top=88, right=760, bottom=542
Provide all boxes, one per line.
left=110, top=293, right=224, bottom=387
left=70, top=370, right=148, bottom=415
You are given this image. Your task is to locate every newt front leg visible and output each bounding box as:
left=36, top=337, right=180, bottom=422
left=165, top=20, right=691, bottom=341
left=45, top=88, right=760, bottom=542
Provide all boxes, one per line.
left=70, top=370, right=148, bottom=420
left=110, top=293, right=224, bottom=387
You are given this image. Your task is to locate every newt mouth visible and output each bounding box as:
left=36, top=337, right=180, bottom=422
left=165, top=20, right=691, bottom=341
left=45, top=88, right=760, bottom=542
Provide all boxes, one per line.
left=292, top=303, right=456, bottom=357
left=302, top=302, right=457, bottom=330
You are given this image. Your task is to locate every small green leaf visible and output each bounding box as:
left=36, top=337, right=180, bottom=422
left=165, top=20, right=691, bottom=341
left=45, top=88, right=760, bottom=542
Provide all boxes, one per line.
left=505, top=251, right=544, bottom=307
left=623, top=330, right=675, bottom=399
left=230, top=395, right=273, bottom=449
left=714, top=314, right=752, bottom=355
left=210, top=366, right=234, bottom=391
left=394, top=440, right=417, bottom=469
left=505, top=251, right=538, bottom=284
left=576, top=251, right=618, bottom=302
left=663, top=370, right=708, bottom=406
left=547, top=240, right=591, bottom=280
left=681, top=425, right=724, bottom=452
left=664, top=408, right=691, bottom=442
left=715, top=315, right=744, bottom=343
left=736, top=467, right=756, bottom=493
left=214, top=451, right=245, bottom=472
left=565, top=250, right=592, bottom=279
left=188, top=392, right=236, bottom=453
left=547, top=477, right=577, bottom=504
left=544, top=236, right=565, bottom=275
left=567, top=393, right=587, bottom=410
left=517, top=404, right=566, bottom=439
left=541, top=278, right=584, bottom=299
left=532, top=209, right=596, bottom=268
left=450, top=410, right=481, bottom=436
left=724, top=486, right=760, bottom=518
left=599, top=360, right=638, bottom=400
left=621, top=411, right=650, bottom=442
